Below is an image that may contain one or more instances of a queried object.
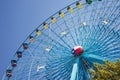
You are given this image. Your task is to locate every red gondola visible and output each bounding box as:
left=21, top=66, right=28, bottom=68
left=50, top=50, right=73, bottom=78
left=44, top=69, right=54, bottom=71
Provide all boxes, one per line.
left=17, top=51, right=22, bottom=58
left=6, top=69, right=12, bottom=77
left=11, top=60, right=17, bottom=67
left=23, top=43, right=28, bottom=50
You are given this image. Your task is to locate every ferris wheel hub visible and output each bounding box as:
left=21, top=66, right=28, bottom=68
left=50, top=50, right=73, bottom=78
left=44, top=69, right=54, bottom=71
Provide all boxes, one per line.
left=72, top=46, right=83, bottom=56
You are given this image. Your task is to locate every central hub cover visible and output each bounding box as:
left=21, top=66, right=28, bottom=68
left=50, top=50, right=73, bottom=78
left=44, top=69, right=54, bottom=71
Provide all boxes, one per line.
left=72, top=46, right=83, bottom=56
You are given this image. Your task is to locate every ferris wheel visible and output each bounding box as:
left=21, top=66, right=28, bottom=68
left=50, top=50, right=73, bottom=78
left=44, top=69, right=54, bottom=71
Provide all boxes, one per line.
left=2, top=0, right=120, bottom=80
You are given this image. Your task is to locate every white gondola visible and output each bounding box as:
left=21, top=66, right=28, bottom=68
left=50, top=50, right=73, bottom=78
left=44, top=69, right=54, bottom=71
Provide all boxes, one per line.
left=45, top=46, right=52, bottom=52
left=82, top=21, right=87, bottom=26
left=60, top=31, right=67, bottom=37
left=102, top=19, right=109, bottom=25
left=37, top=65, right=45, bottom=72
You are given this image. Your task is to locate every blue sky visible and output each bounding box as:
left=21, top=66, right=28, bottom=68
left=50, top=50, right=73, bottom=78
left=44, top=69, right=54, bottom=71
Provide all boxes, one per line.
left=0, top=0, right=78, bottom=79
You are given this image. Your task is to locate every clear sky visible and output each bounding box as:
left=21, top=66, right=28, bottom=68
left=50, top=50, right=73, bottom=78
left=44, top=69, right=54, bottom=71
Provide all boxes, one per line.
left=0, top=0, right=78, bottom=79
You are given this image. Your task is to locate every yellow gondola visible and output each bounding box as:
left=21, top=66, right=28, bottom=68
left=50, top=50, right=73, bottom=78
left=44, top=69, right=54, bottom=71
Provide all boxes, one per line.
left=43, top=22, right=48, bottom=29
left=36, top=29, right=42, bottom=36
left=59, top=12, right=65, bottom=18
left=67, top=7, right=73, bottom=13
left=51, top=17, right=56, bottom=23
left=76, top=2, right=82, bottom=9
